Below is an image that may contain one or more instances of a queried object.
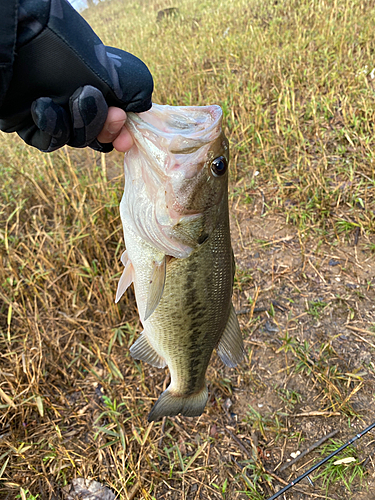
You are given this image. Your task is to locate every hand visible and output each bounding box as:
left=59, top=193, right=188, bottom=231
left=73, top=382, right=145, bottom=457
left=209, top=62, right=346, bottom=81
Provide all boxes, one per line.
left=97, top=107, right=134, bottom=153
left=0, top=0, right=153, bottom=153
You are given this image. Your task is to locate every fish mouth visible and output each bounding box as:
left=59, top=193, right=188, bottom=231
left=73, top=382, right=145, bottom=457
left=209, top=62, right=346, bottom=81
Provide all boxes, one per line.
left=135, top=103, right=223, bottom=142
left=127, top=103, right=223, bottom=174
left=125, top=105, right=224, bottom=217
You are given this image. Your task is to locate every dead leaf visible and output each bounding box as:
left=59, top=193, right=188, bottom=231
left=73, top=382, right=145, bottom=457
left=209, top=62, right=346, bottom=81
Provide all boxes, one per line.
left=333, top=457, right=356, bottom=465
left=62, top=478, right=116, bottom=500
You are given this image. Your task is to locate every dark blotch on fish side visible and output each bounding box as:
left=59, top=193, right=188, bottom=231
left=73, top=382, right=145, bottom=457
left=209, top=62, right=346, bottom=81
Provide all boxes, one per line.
left=183, top=256, right=208, bottom=392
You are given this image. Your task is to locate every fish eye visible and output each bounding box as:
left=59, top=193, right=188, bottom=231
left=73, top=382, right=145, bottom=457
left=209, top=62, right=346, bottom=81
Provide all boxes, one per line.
left=211, top=156, right=228, bottom=177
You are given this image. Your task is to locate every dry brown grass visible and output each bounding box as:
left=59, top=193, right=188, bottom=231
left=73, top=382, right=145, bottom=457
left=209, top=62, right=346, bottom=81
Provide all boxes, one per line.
left=1, top=0, right=375, bottom=499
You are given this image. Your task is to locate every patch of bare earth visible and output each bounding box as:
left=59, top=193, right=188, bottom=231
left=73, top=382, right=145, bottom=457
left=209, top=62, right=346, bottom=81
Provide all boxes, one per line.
left=227, top=203, right=375, bottom=499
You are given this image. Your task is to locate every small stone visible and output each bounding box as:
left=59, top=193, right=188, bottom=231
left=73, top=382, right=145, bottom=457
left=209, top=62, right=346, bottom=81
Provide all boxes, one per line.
left=223, top=398, right=233, bottom=412
left=346, top=283, right=358, bottom=289
left=264, top=320, right=279, bottom=333
left=210, top=424, right=218, bottom=438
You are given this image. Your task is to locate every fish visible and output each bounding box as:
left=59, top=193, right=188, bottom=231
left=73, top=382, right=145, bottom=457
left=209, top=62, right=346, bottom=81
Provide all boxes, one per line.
left=116, top=103, right=244, bottom=421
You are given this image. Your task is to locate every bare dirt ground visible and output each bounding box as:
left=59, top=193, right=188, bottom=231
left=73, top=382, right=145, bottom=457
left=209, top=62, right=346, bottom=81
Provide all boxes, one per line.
left=227, top=204, right=375, bottom=500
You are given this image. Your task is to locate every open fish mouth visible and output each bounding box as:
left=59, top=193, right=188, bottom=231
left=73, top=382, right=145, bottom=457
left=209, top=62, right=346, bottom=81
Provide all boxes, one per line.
left=128, top=104, right=223, bottom=150
left=121, top=103, right=229, bottom=258
left=126, top=104, right=224, bottom=187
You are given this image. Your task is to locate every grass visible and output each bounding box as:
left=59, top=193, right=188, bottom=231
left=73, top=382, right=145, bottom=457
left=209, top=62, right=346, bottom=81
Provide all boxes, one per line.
left=245, top=406, right=287, bottom=442
left=1, top=0, right=375, bottom=498
left=313, top=439, right=366, bottom=494
left=16, top=490, right=40, bottom=500
left=276, top=331, right=364, bottom=416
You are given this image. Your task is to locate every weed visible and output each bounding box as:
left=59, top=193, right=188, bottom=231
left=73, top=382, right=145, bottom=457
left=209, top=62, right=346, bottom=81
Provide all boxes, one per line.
left=16, top=490, right=40, bottom=500
left=313, top=440, right=366, bottom=493
left=276, top=387, right=302, bottom=409
left=236, top=458, right=274, bottom=499
left=212, top=477, right=228, bottom=499
left=276, top=331, right=298, bottom=355
left=234, top=269, right=253, bottom=291
left=94, top=396, right=130, bottom=450
left=307, top=300, right=329, bottom=318
left=335, top=219, right=361, bottom=235
left=245, top=406, right=287, bottom=442
left=239, top=486, right=264, bottom=500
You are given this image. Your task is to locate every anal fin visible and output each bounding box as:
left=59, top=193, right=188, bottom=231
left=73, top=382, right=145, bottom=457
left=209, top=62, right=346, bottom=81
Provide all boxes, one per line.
left=115, top=251, right=134, bottom=303
left=144, top=255, right=166, bottom=321
left=130, top=331, right=166, bottom=368
left=217, top=303, right=245, bottom=368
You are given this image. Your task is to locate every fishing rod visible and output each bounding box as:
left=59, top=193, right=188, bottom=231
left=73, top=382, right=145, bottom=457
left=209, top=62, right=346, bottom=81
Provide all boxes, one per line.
left=266, top=420, right=375, bottom=500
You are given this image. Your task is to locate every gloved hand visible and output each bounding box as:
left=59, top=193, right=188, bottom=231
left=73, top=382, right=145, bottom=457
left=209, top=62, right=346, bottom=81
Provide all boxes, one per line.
left=0, top=0, right=153, bottom=152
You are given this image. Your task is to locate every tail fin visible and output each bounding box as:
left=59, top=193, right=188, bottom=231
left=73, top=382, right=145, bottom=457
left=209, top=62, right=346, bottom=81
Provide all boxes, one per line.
left=148, top=385, right=208, bottom=422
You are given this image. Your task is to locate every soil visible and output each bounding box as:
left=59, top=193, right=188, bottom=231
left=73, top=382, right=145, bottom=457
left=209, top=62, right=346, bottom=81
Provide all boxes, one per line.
left=224, top=203, right=375, bottom=500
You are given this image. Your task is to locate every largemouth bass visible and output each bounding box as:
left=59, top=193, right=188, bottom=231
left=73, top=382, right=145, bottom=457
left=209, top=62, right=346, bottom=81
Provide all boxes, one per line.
left=116, top=103, right=244, bottom=421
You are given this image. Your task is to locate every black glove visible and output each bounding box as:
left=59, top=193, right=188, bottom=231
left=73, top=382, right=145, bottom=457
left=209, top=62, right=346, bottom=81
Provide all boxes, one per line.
left=0, top=0, right=153, bottom=152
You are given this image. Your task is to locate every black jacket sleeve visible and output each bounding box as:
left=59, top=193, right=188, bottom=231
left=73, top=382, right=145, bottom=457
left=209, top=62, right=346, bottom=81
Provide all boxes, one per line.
left=0, top=0, right=18, bottom=107
left=0, top=0, right=153, bottom=152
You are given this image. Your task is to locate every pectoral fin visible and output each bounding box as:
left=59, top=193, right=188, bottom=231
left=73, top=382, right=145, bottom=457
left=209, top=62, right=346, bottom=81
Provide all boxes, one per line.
left=217, top=304, right=245, bottom=368
left=115, top=251, right=134, bottom=303
left=144, top=256, right=166, bottom=321
left=130, top=331, right=166, bottom=368
left=120, top=250, right=128, bottom=266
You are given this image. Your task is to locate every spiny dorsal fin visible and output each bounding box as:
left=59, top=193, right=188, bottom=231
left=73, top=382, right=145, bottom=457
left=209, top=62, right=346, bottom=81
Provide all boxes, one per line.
left=217, top=303, right=245, bottom=368
left=144, top=256, right=166, bottom=321
left=115, top=251, right=134, bottom=303
left=130, top=331, right=166, bottom=368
